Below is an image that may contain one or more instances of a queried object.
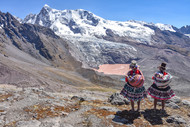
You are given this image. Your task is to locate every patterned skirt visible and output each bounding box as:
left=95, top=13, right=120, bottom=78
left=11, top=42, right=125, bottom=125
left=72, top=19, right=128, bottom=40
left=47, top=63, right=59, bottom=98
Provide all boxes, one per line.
left=120, top=83, right=147, bottom=101
left=147, top=83, right=175, bottom=100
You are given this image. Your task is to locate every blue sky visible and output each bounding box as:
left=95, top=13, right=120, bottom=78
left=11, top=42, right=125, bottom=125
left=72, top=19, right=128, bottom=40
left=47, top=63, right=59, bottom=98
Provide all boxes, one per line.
left=0, top=0, right=189, bottom=28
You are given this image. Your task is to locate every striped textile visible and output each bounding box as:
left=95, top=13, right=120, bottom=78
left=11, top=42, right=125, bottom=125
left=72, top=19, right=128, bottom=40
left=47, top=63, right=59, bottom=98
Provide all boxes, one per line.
left=153, top=71, right=172, bottom=88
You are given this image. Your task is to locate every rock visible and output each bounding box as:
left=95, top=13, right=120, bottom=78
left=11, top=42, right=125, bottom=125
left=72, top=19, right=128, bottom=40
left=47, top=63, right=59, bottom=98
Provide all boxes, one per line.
left=60, top=123, right=74, bottom=127
left=182, top=100, right=190, bottom=108
left=31, top=87, right=43, bottom=92
left=40, top=117, right=61, bottom=127
left=166, top=115, right=186, bottom=124
left=84, top=114, right=105, bottom=127
left=106, top=115, right=115, bottom=119
left=99, top=106, right=121, bottom=112
left=147, top=95, right=154, bottom=102
left=157, top=102, right=162, bottom=106
left=0, top=110, right=7, bottom=115
left=0, top=115, right=5, bottom=125
left=4, top=54, right=8, bottom=57
left=166, top=96, right=181, bottom=104
left=108, top=93, right=130, bottom=105
left=71, top=96, right=85, bottom=102
left=166, top=102, right=180, bottom=109
left=16, top=120, right=41, bottom=127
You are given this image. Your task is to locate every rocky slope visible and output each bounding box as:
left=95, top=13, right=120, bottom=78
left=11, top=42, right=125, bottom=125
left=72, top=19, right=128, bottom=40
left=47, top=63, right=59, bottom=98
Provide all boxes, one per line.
left=0, top=11, right=82, bottom=70
left=0, top=84, right=190, bottom=127
left=178, top=25, right=190, bottom=34
left=0, top=10, right=124, bottom=92
left=0, top=52, right=189, bottom=126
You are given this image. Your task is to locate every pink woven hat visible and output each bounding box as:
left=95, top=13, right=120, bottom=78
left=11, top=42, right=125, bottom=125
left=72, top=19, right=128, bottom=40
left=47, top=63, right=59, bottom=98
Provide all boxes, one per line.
left=158, top=62, right=166, bottom=70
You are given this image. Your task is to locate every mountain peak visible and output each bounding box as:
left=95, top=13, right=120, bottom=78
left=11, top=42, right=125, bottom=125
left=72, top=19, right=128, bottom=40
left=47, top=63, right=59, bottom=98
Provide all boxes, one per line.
left=43, top=4, right=50, bottom=8
left=75, top=9, right=88, bottom=12
left=42, top=4, right=52, bottom=12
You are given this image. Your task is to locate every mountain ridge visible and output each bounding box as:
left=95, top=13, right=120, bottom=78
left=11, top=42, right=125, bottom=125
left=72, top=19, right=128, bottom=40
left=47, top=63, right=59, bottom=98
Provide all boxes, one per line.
left=23, top=4, right=182, bottom=45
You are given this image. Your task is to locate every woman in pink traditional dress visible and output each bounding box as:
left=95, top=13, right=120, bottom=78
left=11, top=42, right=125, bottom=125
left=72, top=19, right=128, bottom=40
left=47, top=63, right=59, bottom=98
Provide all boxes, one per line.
left=120, top=60, right=146, bottom=111
left=147, top=62, right=175, bottom=110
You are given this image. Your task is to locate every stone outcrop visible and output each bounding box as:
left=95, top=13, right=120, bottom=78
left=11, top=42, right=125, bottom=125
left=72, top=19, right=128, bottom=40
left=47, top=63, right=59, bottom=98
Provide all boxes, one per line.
left=108, top=92, right=130, bottom=105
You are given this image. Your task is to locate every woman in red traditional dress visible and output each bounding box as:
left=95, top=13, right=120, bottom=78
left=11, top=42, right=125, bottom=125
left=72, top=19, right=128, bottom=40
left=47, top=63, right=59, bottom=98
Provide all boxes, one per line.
left=120, top=60, right=147, bottom=111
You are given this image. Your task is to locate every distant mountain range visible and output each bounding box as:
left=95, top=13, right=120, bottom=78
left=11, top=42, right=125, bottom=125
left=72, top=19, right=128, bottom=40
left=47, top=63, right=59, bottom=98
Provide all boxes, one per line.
left=21, top=4, right=188, bottom=44
left=18, top=4, right=190, bottom=67
left=22, top=4, right=190, bottom=42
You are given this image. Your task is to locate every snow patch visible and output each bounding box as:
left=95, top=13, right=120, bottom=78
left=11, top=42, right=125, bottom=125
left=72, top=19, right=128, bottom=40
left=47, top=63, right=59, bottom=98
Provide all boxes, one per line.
left=185, top=34, right=190, bottom=38
left=0, top=24, right=4, bottom=29
left=155, top=23, right=176, bottom=32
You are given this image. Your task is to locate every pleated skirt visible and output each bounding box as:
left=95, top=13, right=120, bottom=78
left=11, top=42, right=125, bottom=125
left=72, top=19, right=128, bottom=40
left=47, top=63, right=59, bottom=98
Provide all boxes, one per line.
left=147, top=83, right=175, bottom=100
left=120, top=83, right=147, bottom=101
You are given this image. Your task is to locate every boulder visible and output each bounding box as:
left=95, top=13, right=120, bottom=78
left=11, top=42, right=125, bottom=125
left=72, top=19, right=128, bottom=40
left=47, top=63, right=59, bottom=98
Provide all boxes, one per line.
left=71, top=96, right=85, bottom=102
left=108, top=93, right=130, bottom=105
left=182, top=100, right=190, bottom=108
left=166, top=102, right=180, bottom=109
left=166, top=115, right=186, bottom=124
left=147, top=95, right=154, bottom=102
left=166, top=96, right=181, bottom=104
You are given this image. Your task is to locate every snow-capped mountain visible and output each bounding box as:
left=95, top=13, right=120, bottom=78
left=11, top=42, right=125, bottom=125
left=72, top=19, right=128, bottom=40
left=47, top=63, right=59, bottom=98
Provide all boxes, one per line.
left=23, top=14, right=37, bottom=24
left=154, top=23, right=176, bottom=32
left=22, top=4, right=143, bottom=68
left=22, top=4, right=190, bottom=68
left=23, top=4, right=184, bottom=45
left=23, top=4, right=156, bottom=44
